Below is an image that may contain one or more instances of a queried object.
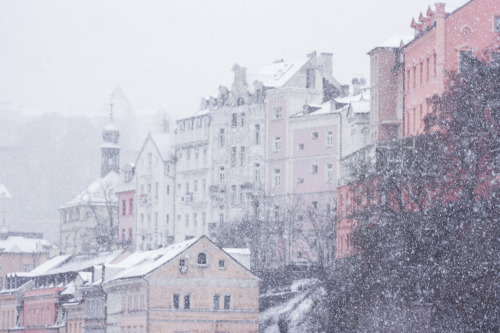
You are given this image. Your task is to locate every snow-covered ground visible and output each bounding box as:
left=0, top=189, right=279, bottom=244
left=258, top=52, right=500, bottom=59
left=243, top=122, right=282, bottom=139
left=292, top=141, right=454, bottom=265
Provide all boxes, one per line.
left=260, top=278, right=327, bottom=333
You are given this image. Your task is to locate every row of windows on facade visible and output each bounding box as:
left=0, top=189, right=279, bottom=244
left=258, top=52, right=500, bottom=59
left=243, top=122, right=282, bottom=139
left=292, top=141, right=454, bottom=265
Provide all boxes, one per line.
left=121, top=293, right=145, bottom=312
left=25, top=306, right=49, bottom=326
left=177, top=116, right=210, bottom=133
left=219, top=124, right=261, bottom=148
left=273, top=131, right=334, bottom=153
left=217, top=164, right=263, bottom=185
left=405, top=102, right=432, bottom=135
left=121, top=198, right=134, bottom=216
left=406, top=50, right=500, bottom=92
left=179, top=253, right=225, bottom=269
left=141, top=154, right=172, bottom=174
left=272, top=164, right=334, bottom=188
left=62, top=207, right=90, bottom=223
left=68, top=321, right=83, bottom=333
left=171, top=293, right=231, bottom=311
left=177, top=147, right=208, bottom=163
left=175, top=211, right=207, bottom=229
left=1, top=310, right=15, bottom=329
left=120, top=325, right=144, bottom=333
left=139, top=212, right=174, bottom=234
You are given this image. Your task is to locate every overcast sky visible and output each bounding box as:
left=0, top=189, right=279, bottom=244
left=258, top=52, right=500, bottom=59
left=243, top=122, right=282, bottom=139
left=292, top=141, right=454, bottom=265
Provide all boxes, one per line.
left=0, top=0, right=467, bottom=120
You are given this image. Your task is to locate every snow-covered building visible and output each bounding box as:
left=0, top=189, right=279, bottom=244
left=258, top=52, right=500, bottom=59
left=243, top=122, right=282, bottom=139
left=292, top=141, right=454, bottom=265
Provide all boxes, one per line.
left=59, top=171, right=120, bottom=255
left=174, top=109, right=213, bottom=242
left=116, top=162, right=136, bottom=250
left=207, top=64, right=267, bottom=231
left=60, top=118, right=121, bottom=255
left=134, top=131, right=175, bottom=250
left=102, top=236, right=259, bottom=333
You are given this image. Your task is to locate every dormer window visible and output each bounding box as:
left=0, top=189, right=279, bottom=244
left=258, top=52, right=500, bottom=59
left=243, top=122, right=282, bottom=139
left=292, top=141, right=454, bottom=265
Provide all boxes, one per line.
left=197, top=253, right=207, bottom=267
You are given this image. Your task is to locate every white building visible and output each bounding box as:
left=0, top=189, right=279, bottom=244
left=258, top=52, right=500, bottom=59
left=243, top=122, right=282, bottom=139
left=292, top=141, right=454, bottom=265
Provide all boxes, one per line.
left=134, top=131, right=175, bottom=250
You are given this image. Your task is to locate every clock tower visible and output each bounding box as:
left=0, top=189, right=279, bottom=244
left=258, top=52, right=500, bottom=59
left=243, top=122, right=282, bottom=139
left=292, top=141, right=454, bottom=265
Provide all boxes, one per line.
left=101, top=100, right=120, bottom=177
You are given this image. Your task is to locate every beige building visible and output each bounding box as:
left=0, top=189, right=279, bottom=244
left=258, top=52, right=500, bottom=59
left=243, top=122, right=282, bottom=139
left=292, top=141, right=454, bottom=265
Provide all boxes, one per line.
left=103, top=236, right=259, bottom=333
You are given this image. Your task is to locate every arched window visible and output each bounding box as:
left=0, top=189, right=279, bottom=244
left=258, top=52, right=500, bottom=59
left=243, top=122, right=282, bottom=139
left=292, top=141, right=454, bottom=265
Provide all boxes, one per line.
left=197, top=253, right=207, bottom=266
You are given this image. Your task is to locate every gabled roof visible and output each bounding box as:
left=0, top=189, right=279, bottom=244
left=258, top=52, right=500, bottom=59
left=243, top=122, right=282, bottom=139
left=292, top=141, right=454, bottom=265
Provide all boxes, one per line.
left=103, top=237, right=200, bottom=282
left=61, top=171, right=120, bottom=208
left=103, top=236, right=258, bottom=283
left=0, top=235, right=54, bottom=254
left=247, top=58, right=310, bottom=88
left=136, top=132, right=174, bottom=166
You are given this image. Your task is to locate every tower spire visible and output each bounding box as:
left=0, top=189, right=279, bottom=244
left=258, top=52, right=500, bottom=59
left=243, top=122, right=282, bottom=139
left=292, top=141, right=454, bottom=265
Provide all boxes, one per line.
left=109, top=94, right=114, bottom=122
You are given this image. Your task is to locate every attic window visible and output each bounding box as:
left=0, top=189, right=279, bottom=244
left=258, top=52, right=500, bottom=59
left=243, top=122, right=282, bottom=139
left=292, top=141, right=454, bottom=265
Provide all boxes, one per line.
left=218, top=260, right=226, bottom=270
left=197, top=253, right=207, bottom=267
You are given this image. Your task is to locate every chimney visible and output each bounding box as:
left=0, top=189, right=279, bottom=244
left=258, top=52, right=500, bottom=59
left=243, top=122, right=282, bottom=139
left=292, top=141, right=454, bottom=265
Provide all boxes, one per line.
left=318, top=53, right=334, bottom=82
left=341, top=85, right=349, bottom=97
left=352, top=78, right=361, bottom=95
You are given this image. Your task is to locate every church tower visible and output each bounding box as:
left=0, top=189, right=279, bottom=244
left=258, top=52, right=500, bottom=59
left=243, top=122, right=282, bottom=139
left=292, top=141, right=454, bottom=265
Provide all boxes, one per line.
left=101, top=99, right=120, bottom=177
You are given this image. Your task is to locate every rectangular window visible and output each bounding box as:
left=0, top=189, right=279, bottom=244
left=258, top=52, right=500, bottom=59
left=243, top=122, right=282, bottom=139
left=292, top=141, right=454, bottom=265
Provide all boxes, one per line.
left=433, top=53, right=437, bottom=77
left=254, top=163, right=260, bottom=183
left=255, top=124, right=260, bottom=144
left=312, top=132, right=319, bottom=140
left=193, top=213, right=197, bottom=227
left=426, top=58, right=430, bottom=81
left=298, top=143, right=304, bottom=150
left=219, top=167, right=225, bottom=185
left=273, top=107, right=282, bottom=119
left=173, top=294, right=180, bottom=309
left=420, top=61, right=423, bottom=85
left=326, top=163, right=333, bottom=183
left=274, top=137, right=281, bottom=152
left=231, top=113, right=237, bottom=127
left=231, top=185, right=236, bottom=205
left=407, top=69, right=411, bottom=90
left=194, top=180, right=198, bottom=191
left=122, top=200, right=126, bottom=215
left=312, top=164, right=318, bottom=174
left=213, top=295, right=220, bottom=310
left=240, top=147, right=245, bottom=166
left=495, top=16, right=500, bottom=32
left=220, top=213, right=224, bottom=225
left=185, top=214, right=189, bottom=227
left=203, top=147, right=208, bottom=162
left=312, top=201, right=318, bottom=209
left=129, top=198, right=133, bottom=215
left=186, top=149, right=191, bottom=160
left=155, top=182, right=159, bottom=200
left=230, top=147, right=237, bottom=167
left=219, top=129, right=225, bottom=147
left=326, top=131, right=333, bottom=147
left=129, top=228, right=132, bottom=240
left=274, top=169, right=281, bottom=188
left=166, top=185, right=170, bottom=195
left=240, top=112, right=245, bottom=127
left=413, top=66, right=416, bottom=88
left=202, top=212, right=206, bottom=226
left=224, top=296, right=231, bottom=310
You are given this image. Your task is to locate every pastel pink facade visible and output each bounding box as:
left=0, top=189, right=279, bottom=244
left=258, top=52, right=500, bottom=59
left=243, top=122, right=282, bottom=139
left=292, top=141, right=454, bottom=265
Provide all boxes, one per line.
left=117, top=190, right=135, bottom=247
left=403, top=0, right=500, bottom=137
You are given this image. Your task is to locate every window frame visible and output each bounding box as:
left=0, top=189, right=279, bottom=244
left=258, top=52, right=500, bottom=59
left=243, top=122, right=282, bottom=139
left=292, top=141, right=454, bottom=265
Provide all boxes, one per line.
left=197, top=252, right=208, bottom=267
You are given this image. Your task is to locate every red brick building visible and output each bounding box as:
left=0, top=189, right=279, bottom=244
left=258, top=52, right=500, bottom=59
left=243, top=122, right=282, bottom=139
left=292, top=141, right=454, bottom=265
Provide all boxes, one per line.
left=337, top=0, right=500, bottom=258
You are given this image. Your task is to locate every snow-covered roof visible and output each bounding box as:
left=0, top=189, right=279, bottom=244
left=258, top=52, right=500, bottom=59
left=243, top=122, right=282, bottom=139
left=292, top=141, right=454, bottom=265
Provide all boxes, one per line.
left=13, top=250, right=126, bottom=278
left=375, top=35, right=413, bottom=49
left=103, top=237, right=200, bottom=282
left=248, top=58, right=309, bottom=88
left=350, top=100, right=370, bottom=114
left=290, top=101, right=334, bottom=119
left=334, top=88, right=370, bottom=105
left=100, top=142, right=120, bottom=149
left=150, top=132, right=174, bottom=162
left=12, top=255, right=71, bottom=277
left=0, top=235, right=53, bottom=254
left=0, top=184, right=11, bottom=199
left=62, top=171, right=120, bottom=208
left=223, top=248, right=251, bottom=270
left=104, top=123, right=119, bottom=132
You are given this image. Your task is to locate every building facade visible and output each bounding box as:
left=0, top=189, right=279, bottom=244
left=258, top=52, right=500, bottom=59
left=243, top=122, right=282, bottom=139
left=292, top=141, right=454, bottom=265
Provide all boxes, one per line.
left=134, top=132, right=175, bottom=250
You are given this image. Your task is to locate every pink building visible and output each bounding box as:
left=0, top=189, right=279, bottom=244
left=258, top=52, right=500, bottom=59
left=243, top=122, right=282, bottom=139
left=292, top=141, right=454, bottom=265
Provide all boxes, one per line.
left=116, top=163, right=135, bottom=249
left=264, top=52, right=344, bottom=267
left=403, top=0, right=500, bottom=137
